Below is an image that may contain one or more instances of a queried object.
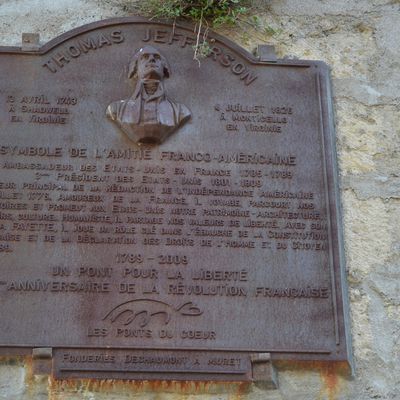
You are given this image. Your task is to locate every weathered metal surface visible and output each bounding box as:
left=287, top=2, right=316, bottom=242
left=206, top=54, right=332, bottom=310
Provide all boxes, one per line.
left=53, top=348, right=251, bottom=381
left=0, top=17, right=352, bottom=380
left=256, top=45, right=277, bottom=62
left=21, top=33, right=40, bottom=52
left=32, top=347, right=52, bottom=375
left=251, top=353, right=278, bottom=389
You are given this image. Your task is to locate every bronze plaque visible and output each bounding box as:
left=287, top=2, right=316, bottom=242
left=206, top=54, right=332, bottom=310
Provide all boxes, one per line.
left=0, top=17, right=351, bottom=380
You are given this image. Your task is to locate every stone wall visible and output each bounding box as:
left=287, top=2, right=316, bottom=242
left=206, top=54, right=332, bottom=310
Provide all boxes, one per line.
left=0, top=0, right=399, bottom=399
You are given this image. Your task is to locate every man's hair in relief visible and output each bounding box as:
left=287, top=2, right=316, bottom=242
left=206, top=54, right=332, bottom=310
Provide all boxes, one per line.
left=127, top=45, right=170, bottom=79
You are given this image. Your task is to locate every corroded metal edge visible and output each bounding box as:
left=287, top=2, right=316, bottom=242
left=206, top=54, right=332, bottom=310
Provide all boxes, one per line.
left=0, top=16, right=312, bottom=67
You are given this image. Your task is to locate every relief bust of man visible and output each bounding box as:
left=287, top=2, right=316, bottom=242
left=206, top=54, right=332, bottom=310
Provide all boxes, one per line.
left=106, top=45, right=191, bottom=145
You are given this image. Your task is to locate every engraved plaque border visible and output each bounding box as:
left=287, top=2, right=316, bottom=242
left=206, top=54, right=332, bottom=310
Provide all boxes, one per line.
left=0, top=17, right=353, bottom=380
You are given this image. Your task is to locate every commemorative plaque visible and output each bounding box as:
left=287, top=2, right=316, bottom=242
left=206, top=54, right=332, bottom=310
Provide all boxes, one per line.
left=0, top=17, right=352, bottom=382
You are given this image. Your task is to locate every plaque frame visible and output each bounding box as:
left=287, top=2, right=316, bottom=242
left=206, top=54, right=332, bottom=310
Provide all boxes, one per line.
left=0, top=17, right=353, bottom=381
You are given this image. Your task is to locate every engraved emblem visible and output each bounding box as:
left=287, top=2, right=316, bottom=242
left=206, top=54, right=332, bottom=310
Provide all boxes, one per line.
left=102, top=299, right=203, bottom=327
left=106, top=45, right=191, bottom=145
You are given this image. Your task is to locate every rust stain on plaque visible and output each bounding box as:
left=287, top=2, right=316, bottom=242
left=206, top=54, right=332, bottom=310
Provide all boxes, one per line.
left=0, top=17, right=352, bottom=381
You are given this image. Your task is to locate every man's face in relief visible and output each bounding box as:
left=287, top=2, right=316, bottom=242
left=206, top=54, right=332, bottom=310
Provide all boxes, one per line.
left=137, top=48, right=164, bottom=80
